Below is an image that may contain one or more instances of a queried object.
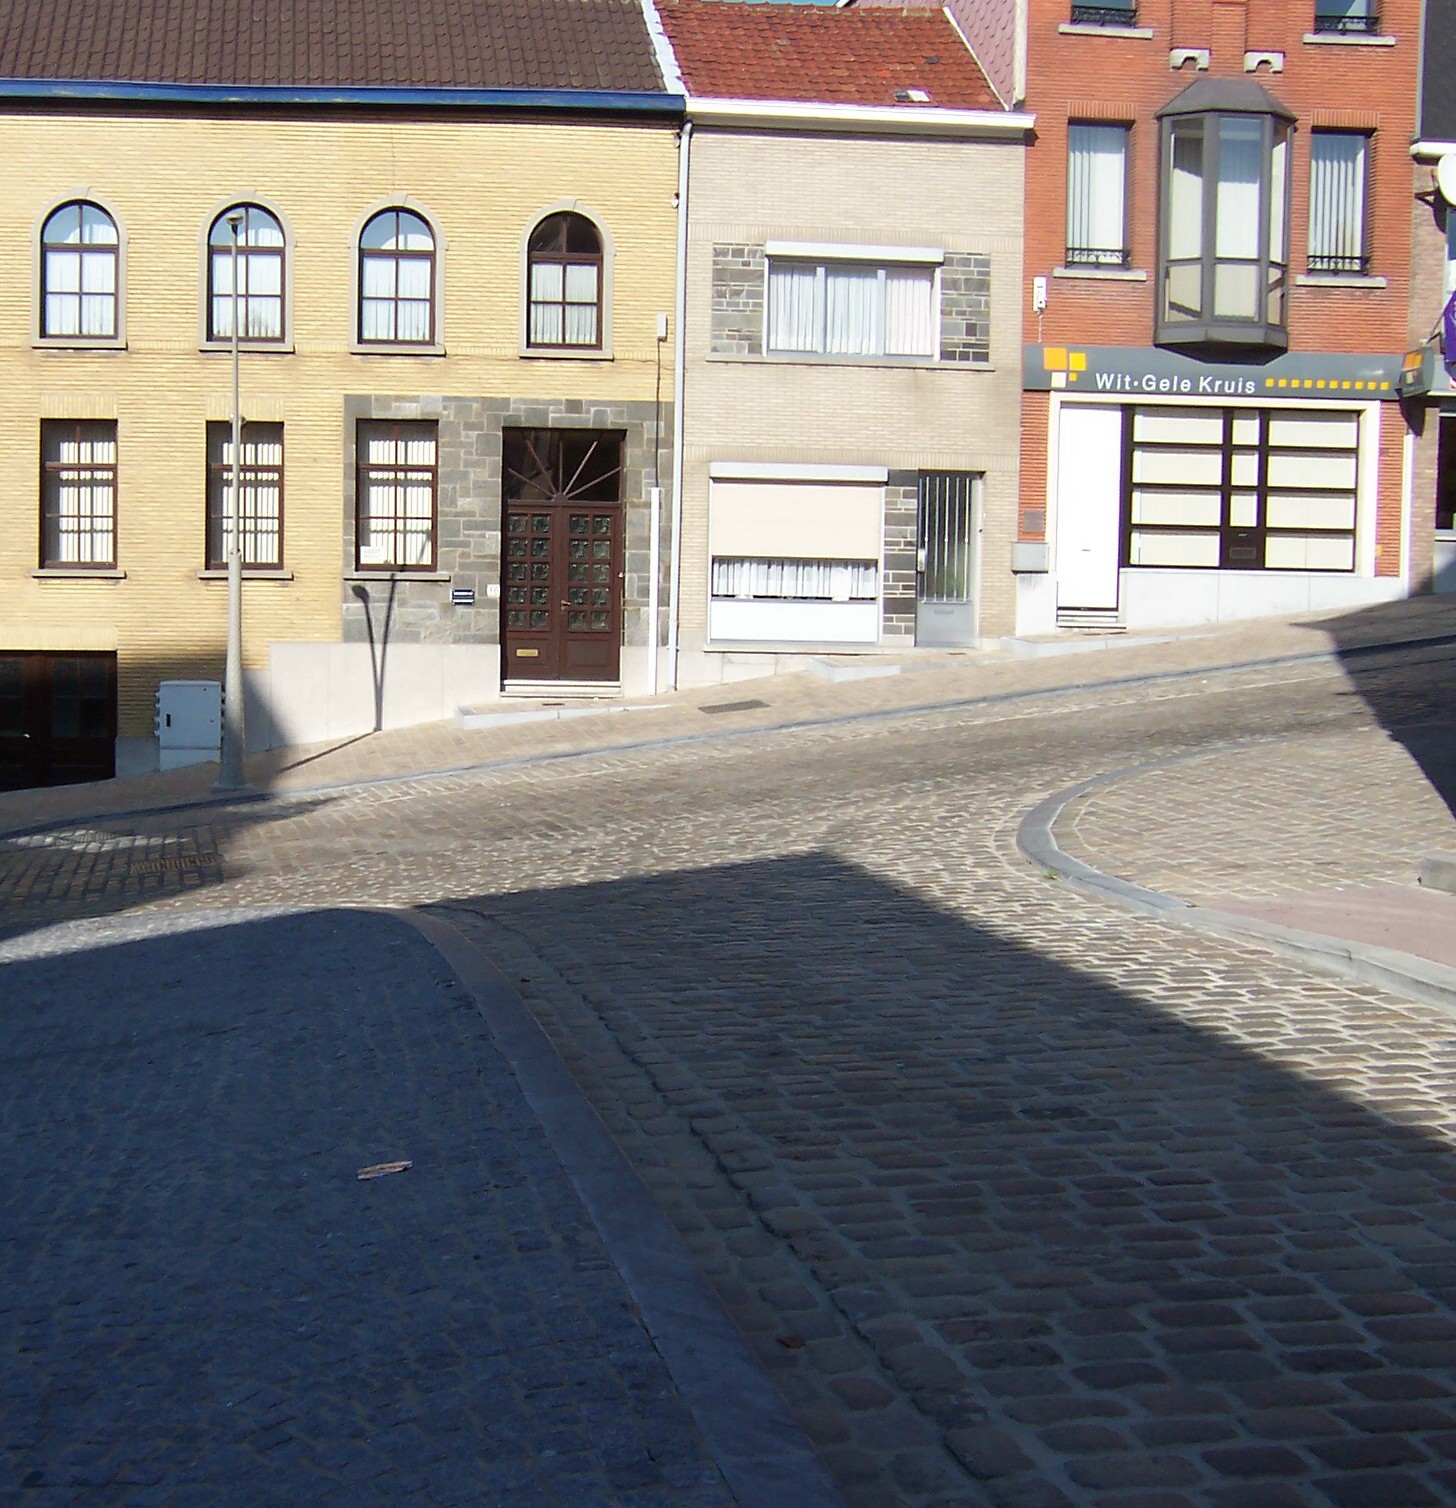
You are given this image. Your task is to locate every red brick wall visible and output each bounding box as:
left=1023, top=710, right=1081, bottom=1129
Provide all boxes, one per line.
left=1019, top=0, right=1422, bottom=546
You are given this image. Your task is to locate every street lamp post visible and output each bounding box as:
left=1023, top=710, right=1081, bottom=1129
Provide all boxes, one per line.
left=215, top=209, right=248, bottom=791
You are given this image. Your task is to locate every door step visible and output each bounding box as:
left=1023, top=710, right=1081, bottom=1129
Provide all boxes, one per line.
left=1055, top=608, right=1126, bottom=632
left=501, top=680, right=622, bottom=699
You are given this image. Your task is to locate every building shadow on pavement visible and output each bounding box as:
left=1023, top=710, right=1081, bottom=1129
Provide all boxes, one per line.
left=0, top=794, right=336, bottom=946
left=1315, top=599, right=1456, bottom=826
left=10, top=851, right=1456, bottom=1502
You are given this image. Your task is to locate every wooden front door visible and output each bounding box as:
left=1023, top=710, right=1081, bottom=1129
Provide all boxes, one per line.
left=0, top=652, right=117, bottom=791
left=501, top=429, right=624, bottom=683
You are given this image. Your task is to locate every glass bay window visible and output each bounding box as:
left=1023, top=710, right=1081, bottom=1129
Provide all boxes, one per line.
left=1156, top=80, right=1293, bottom=349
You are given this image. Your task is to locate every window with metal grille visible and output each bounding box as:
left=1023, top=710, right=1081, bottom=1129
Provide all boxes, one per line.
left=1069, top=0, right=1138, bottom=25
left=41, top=202, right=119, bottom=340
left=41, top=421, right=117, bottom=568
left=1312, top=0, right=1380, bottom=34
left=1066, top=124, right=1130, bottom=267
left=206, top=422, right=283, bottom=569
left=1307, top=132, right=1370, bottom=276
left=356, top=421, right=437, bottom=570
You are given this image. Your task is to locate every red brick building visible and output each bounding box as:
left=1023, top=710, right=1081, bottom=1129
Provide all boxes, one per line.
left=1408, top=0, right=1455, bottom=591
left=1015, top=0, right=1421, bottom=634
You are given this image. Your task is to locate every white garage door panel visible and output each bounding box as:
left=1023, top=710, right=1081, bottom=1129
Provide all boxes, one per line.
left=709, top=480, right=884, bottom=561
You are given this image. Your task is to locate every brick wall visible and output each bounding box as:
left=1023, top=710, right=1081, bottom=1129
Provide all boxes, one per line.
left=0, top=111, right=679, bottom=736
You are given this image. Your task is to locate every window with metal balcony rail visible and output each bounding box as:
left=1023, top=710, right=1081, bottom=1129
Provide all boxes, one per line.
left=1069, top=0, right=1138, bottom=26
left=1312, top=0, right=1380, bottom=34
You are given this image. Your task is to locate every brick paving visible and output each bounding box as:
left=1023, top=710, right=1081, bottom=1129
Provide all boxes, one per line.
left=3, top=605, right=1456, bottom=1506
left=0, top=908, right=734, bottom=1508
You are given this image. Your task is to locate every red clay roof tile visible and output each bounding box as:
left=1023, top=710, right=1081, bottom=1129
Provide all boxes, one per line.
left=656, top=0, right=1000, bottom=111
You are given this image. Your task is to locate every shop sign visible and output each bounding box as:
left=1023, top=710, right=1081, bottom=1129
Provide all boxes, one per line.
left=1024, top=345, right=1403, bottom=399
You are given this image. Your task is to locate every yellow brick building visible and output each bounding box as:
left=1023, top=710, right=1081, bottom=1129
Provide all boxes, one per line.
left=0, top=0, right=680, bottom=786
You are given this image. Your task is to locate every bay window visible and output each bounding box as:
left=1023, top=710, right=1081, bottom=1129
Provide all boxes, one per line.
left=1156, top=80, right=1293, bottom=348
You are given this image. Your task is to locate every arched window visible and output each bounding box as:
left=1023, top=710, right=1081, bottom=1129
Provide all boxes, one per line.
left=41, top=202, right=119, bottom=339
left=526, top=212, right=603, bottom=349
left=208, top=205, right=285, bottom=342
left=359, top=209, right=436, bottom=345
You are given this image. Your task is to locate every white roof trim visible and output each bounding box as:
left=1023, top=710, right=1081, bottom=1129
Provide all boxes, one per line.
left=687, top=96, right=1034, bottom=137
left=709, top=461, right=890, bottom=484
left=638, top=0, right=686, bottom=96
left=1412, top=139, right=1456, bottom=159
left=765, top=240, right=943, bottom=264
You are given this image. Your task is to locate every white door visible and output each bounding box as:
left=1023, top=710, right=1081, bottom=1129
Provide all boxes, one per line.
left=1055, top=403, right=1123, bottom=610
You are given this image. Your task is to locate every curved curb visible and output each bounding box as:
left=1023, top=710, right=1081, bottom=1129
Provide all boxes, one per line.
left=1016, top=754, right=1456, bottom=1016
left=401, top=907, right=848, bottom=1508
left=5, top=629, right=1456, bottom=846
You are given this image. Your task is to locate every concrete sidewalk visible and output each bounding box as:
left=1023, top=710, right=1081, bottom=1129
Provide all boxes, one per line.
left=4, top=595, right=1456, bottom=844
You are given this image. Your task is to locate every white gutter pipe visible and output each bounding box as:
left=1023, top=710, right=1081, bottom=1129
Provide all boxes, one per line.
left=667, top=118, right=691, bottom=690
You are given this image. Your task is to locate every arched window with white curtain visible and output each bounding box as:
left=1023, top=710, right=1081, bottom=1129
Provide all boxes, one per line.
left=208, top=204, right=285, bottom=342
left=359, top=209, right=436, bottom=345
left=41, top=202, right=119, bottom=339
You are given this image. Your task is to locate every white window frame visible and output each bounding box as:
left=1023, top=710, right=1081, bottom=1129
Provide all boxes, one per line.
left=763, top=242, right=942, bottom=362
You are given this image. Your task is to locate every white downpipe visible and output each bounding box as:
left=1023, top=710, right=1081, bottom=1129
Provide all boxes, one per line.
left=647, top=485, right=661, bottom=694
left=1401, top=423, right=1415, bottom=593
left=667, top=119, right=692, bottom=690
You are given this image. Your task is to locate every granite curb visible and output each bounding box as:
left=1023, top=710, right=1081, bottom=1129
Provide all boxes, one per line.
left=7, top=625, right=1456, bottom=847
left=1017, top=753, right=1456, bottom=1014
left=403, top=906, right=849, bottom=1508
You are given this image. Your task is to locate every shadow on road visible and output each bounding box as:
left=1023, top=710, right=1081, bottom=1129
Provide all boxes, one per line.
left=7, top=847, right=1453, bottom=1501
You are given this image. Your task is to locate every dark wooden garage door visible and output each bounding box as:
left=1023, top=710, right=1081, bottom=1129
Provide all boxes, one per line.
left=501, top=429, right=624, bottom=684
left=0, top=652, right=117, bottom=791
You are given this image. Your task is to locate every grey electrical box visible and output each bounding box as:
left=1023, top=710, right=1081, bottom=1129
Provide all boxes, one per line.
left=156, top=680, right=222, bottom=771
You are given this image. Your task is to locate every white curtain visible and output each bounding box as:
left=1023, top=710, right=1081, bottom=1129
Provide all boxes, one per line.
left=1066, top=124, right=1126, bottom=263
left=711, top=557, right=878, bottom=601
left=824, top=266, right=877, bottom=355
left=50, top=428, right=115, bottom=564
left=216, top=429, right=283, bottom=565
left=767, top=263, right=819, bottom=352
left=1308, top=133, right=1365, bottom=267
left=563, top=262, right=599, bottom=345
left=884, top=267, right=935, bottom=356
left=1215, top=117, right=1262, bottom=260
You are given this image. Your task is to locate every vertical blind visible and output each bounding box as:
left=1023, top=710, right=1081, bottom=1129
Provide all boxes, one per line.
left=767, top=261, right=935, bottom=357
left=43, top=423, right=116, bottom=566
left=1066, top=125, right=1127, bottom=264
left=210, top=425, right=283, bottom=567
left=1308, top=132, right=1367, bottom=271
left=358, top=426, right=436, bottom=568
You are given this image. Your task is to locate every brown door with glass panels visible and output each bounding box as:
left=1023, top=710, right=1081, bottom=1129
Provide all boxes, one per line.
left=0, top=652, right=117, bottom=791
left=501, top=429, right=624, bottom=682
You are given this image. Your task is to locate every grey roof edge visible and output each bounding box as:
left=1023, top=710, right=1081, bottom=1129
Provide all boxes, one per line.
left=1155, top=74, right=1296, bottom=121
left=0, top=77, right=685, bottom=113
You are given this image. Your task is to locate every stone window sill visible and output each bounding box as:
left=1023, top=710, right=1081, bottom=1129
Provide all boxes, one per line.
left=32, top=337, right=126, bottom=352
left=1302, top=31, right=1395, bottom=45
left=1058, top=22, right=1154, bottom=37
left=196, top=568, right=294, bottom=580
left=351, top=342, right=447, bottom=357
left=1296, top=273, right=1388, bottom=288
left=1053, top=266, right=1149, bottom=281
left=345, top=569, right=451, bottom=583
left=518, top=346, right=615, bottom=361
left=708, top=352, right=994, bottom=372
left=32, top=567, right=126, bottom=579
left=200, top=341, right=295, bottom=355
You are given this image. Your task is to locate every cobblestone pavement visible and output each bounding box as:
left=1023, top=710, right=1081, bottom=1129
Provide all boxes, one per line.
left=0, top=908, right=734, bottom=1508
left=4, top=628, right=1456, bottom=1506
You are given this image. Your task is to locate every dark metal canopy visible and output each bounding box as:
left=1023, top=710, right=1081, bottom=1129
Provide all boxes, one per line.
left=1155, top=75, right=1295, bottom=122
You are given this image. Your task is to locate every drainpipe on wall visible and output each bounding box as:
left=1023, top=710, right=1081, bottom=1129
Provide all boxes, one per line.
left=667, top=119, right=692, bottom=690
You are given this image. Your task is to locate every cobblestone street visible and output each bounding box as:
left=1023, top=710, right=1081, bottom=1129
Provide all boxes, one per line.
left=3, top=622, right=1456, bottom=1507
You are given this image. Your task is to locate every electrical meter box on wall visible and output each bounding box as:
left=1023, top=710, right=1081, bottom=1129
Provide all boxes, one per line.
left=155, top=681, right=222, bottom=771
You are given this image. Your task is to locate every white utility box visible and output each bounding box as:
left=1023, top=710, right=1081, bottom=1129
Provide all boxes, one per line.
left=156, top=680, right=222, bottom=771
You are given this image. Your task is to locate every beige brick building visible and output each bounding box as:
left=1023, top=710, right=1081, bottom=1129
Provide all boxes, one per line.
left=652, top=1, right=1031, bottom=685
left=0, top=0, right=680, bottom=787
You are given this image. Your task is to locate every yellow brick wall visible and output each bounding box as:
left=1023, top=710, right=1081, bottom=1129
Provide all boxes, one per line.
left=0, top=110, right=679, bottom=736
left=680, top=127, right=1027, bottom=644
